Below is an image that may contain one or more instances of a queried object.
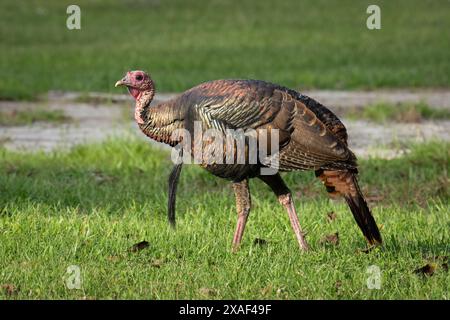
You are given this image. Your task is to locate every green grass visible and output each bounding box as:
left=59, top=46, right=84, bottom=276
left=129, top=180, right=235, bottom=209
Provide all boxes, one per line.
left=346, top=102, right=450, bottom=123
left=0, top=108, right=70, bottom=126
left=0, top=139, right=448, bottom=299
left=0, top=0, right=449, bottom=100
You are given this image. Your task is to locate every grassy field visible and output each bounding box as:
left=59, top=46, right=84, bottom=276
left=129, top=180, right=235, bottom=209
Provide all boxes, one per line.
left=0, top=139, right=448, bottom=299
left=1, top=0, right=449, bottom=99
left=345, top=102, right=450, bottom=123
left=0, top=108, right=69, bottom=126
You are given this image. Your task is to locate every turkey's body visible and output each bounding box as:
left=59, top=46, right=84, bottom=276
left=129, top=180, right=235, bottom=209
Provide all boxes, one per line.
left=140, top=79, right=355, bottom=179
left=118, top=72, right=382, bottom=251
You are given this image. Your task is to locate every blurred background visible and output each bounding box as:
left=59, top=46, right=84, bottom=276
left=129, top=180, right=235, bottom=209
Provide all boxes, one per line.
left=1, top=0, right=449, bottom=99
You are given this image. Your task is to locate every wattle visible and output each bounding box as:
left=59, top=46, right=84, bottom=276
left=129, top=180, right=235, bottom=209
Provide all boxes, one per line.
left=127, top=87, right=141, bottom=99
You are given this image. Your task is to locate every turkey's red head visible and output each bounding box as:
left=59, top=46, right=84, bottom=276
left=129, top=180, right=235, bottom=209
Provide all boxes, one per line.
left=115, top=70, right=153, bottom=100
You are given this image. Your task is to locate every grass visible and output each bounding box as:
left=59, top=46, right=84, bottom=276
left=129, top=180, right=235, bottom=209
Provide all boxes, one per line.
left=1, top=0, right=450, bottom=100
left=0, top=108, right=69, bottom=126
left=346, top=102, right=450, bottom=123
left=0, top=139, right=448, bottom=299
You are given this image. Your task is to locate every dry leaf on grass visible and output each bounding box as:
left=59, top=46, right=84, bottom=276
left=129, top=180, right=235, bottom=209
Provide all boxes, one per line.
left=199, top=287, right=217, bottom=297
left=150, top=259, right=164, bottom=268
left=335, top=280, right=343, bottom=293
left=1, top=284, right=19, bottom=296
left=107, top=255, right=120, bottom=262
left=326, top=211, right=337, bottom=222
left=276, top=287, right=288, bottom=298
left=128, top=240, right=150, bottom=253
left=414, top=263, right=437, bottom=276
left=261, top=284, right=273, bottom=296
left=253, top=238, right=268, bottom=246
left=414, top=256, right=448, bottom=276
left=320, top=232, right=339, bottom=246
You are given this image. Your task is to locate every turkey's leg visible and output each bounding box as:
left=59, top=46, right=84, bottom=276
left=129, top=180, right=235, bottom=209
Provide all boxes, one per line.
left=259, top=174, right=309, bottom=251
left=279, top=193, right=309, bottom=251
left=232, top=179, right=251, bottom=252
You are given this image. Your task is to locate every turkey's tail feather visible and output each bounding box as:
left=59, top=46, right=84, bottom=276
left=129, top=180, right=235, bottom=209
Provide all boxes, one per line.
left=344, top=183, right=382, bottom=246
left=168, top=162, right=183, bottom=228
left=316, top=169, right=382, bottom=246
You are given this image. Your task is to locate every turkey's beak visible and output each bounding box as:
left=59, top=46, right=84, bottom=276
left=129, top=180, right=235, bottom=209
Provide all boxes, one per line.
left=115, top=77, right=129, bottom=87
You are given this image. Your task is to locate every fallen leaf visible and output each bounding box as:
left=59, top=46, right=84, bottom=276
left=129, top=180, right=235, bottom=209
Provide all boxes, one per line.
left=151, top=259, right=164, bottom=268
left=320, top=232, right=339, bottom=246
left=261, top=284, right=273, bottom=296
left=128, top=240, right=150, bottom=253
left=276, top=287, right=287, bottom=298
left=414, top=263, right=437, bottom=276
left=326, top=211, right=337, bottom=222
left=199, top=287, right=217, bottom=297
left=2, top=284, right=19, bottom=296
left=107, top=255, right=120, bottom=262
left=417, top=256, right=448, bottom=274
left=253, top=238, right=267, bottom=246
left=335, top=280, right=343, bottom=292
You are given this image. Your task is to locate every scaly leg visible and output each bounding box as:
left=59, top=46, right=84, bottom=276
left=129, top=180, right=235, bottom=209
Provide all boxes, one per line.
left=278, top=193, right=309, bottom=251
left=232, top=179, right=251, bottom=252
left=259, top=174, right=309, bottom=251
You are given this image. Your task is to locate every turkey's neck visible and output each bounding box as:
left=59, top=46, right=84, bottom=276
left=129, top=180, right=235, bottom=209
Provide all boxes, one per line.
left=135, top=89, right=155, bottom=125
left=135, top=88, right=179, bottom=146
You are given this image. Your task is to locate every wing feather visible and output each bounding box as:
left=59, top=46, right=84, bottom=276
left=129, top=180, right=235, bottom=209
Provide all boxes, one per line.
left=180, top=80, right=355, bottom=170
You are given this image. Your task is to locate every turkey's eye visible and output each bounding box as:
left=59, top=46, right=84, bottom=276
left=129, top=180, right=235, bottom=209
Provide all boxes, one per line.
left=135, top=75, right=143, bottom=81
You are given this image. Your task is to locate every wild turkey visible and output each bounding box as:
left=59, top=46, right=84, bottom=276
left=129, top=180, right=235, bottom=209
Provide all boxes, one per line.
left=115, top=70, right=382, bottom=251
